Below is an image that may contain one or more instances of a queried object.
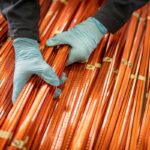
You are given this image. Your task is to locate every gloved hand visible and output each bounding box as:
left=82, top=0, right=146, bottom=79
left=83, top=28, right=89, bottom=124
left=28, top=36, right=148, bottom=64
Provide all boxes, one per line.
left=54, top=72, right=67, bottom=99
left=46, top=17, right=107, bottom=65
left=13, top=38, right=63, bottom=103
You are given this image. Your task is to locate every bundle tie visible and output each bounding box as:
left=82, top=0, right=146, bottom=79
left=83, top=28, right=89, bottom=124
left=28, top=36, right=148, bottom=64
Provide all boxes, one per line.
left=146, top=93, right=149, bottom=98
left=130, top=74, right=146, bottom=81
left=138, top=75, right=146, bottom=81
left=122, top=58, right=128, bottom=65
left=122, top=58, right=133, bottom=67
left=128, top=62, right=133, bottom=67
left=132, top=12, right=140, bottom=18
left=11, top=136, right=29, bottom=149
left=86, top=63, right=101, bottom=70
left=103, top=57, right=113, bottom=62
left=113, top=68, right=118, bottom=74
left=140, top=17, right=146, bottom=22
left=86, top=64, right=95, bottom=70
left=95, top=63, right=101, bottom=68
left=130, top=74, right=138, bottom=80
left=0, top=130, right=13, bottom=140
left=46, top=11, right=53, bottom=18
left=60, top=0, right=67, bottom=4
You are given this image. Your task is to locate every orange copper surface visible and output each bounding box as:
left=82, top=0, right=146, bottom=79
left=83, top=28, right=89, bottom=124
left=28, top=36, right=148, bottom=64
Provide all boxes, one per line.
left=0, top=1, right=149, bottom=150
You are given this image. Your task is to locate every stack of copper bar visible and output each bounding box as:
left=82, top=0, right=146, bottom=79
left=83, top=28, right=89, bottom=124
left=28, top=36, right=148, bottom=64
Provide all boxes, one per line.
left=0, top=0, right=150, bottom=149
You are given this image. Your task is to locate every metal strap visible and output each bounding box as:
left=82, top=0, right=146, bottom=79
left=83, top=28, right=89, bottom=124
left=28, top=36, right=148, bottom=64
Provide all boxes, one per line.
left=0, top=130, right=12, bottom=140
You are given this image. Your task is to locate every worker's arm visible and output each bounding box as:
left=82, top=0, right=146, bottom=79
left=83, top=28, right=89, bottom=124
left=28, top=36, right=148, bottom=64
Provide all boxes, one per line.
left=94, top=0, right=149, bottom=33
left=0, top=0, right=39, bottom=40
left=0, top=0, right=63, bottom=103
left=47, top=0, right=149, bottom=65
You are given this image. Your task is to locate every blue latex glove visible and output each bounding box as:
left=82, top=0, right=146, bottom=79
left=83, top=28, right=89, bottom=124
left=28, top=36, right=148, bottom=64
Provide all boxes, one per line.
left=46, top=17, right=107, bottom=65
left=13, top=38, right=63, bottom=103
left=54, top=72, right=67, bottom=99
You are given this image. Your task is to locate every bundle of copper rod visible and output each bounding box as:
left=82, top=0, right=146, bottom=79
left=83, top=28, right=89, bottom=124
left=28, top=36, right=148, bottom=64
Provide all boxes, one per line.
left=0, top=0, right=150, bottom=149
left=0, top=15, right=7, bottom=42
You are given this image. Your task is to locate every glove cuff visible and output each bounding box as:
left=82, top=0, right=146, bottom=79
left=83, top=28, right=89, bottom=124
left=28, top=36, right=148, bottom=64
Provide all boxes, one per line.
left=89, top=17, right=108, bottom=35
left=14, top=37, right=38, bottom=44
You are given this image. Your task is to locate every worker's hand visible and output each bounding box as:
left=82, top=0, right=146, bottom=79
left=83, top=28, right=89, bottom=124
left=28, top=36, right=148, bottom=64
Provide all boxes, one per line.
left=54, top=72, right=67, bottom=99
left=13, top=38, right=62, bottom=103
left=46, top=17, right=107, bottom=65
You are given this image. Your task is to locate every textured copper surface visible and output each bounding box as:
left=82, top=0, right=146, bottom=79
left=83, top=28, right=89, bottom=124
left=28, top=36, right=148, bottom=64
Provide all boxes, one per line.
left=0, top=1, right=149, bottom=149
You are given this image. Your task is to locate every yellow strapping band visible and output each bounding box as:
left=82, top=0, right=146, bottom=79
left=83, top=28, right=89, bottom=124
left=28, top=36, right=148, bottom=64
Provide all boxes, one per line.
left=140, top=17, right=146, bottom=22
left=12, top=140, right=25, bottom=149
left=122, top=58, right=133, bottom=67
left=60, top=0, right=67, bottom=4
left=0, top=130, right=12, bottom=139
left=128, top=62, right=133, bottom=67
left=86, top=63, right=101, bottom=70
left=113, top=68, right=118, bottom=74
left=122, top=58, right=128, bottom=65
left=138, top=75, right=146, bottom=81
left=11, top=137, right=29, bottom=149
left=146, top=93, right=149, bottom=98
left=130, top=74, right=138, bottom=80
left=46, top=11, right=53, bottom=17
left=103, top=57, right=113, bottom=62
left=86, top=64, right=95, bottom=70
left=130, top=74, right=145, bottom=81
left=95, top=63, right=101, bottom=68
left=132, top=12, right=140, bottom=18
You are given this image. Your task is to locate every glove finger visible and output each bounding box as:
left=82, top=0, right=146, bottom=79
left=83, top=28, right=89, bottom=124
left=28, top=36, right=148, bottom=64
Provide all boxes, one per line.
left=37, top=63, right=60, bottom=86
left=46, top=32, right=70, bottom=47
left=53, top=88, right=62, bottom=99
left=60, top=72, right=67, bottom=85
left=66, top=48, right=88, bottom=66
left=12, top=74, right=31, bottom=103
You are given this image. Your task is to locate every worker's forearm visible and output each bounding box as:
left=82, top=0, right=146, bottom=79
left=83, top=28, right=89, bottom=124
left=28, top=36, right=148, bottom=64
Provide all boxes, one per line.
left=94, top=0, right=149, bottom=33
left=0, top=0, right=40, bottom=40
